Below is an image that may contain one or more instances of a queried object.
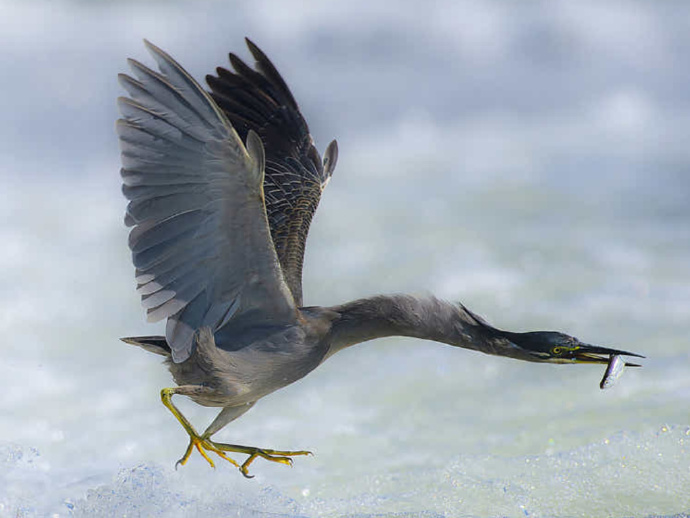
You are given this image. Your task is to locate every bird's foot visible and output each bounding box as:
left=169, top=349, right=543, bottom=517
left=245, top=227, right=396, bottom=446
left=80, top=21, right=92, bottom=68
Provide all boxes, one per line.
left=210, top=441, right=312, bottom=478
left=175, top=433, right=241, bottom=470
left=161, top=386, right=311, bottom=476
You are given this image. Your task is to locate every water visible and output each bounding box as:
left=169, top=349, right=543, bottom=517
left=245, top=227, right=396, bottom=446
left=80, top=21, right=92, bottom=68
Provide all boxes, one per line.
left=1, top=1, right=689, bottom=516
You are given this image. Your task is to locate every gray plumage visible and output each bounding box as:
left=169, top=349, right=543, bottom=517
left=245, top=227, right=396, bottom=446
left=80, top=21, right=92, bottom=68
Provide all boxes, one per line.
left=118, top=40, right=295, bottom=363
left=117, top=39, right=643, bottom=477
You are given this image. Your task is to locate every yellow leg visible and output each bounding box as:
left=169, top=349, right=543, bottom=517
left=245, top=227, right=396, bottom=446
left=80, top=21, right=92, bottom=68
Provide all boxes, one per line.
left=160, top=388, right=240, bottom=470
left=160, top=387, right=311, bottom=477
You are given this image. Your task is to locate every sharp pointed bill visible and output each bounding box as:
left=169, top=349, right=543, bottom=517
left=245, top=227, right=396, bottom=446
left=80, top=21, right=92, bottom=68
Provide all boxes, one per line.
left=493, top=330, right=644, bottom=373
left=567, top=343, right=645, bottom=366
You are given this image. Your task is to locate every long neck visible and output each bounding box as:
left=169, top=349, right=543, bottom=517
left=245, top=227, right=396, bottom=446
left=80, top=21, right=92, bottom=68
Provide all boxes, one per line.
left=325, top=294, right=511, bottom=358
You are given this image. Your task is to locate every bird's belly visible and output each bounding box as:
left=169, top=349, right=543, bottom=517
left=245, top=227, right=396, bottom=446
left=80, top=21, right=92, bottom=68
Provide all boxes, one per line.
left=219, top=345, right=324, bottom=404
left=170, top=336, right=327, bottom=408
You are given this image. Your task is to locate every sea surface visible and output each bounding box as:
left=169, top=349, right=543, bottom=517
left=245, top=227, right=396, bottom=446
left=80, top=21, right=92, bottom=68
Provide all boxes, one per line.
left=1, top=1, right=689, bottom=516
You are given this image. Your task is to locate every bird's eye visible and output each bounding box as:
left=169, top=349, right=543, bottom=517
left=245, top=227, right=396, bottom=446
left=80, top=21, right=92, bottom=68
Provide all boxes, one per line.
left=552, top=347, right=563, bottom=355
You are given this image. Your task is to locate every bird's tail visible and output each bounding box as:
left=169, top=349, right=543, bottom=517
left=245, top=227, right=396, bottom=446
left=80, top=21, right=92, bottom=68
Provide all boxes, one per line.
left=121, top=335, right=171, bottom=357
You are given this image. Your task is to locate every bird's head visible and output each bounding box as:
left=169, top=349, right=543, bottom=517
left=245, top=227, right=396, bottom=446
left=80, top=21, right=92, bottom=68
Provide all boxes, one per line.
left=499, top=330, right=644, bottom=366
left=459, top=303, right=644, bottom=366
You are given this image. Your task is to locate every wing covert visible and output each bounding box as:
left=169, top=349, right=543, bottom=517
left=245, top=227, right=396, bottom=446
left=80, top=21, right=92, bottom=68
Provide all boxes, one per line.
left=117, top=40, right=296, bottom=363
left=206, top=38, right=338, bottom=306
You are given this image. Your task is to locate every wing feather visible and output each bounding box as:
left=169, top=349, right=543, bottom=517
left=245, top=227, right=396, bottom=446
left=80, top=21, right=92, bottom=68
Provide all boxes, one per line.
left=117, top=40, right=296, bottom=362
left=206, top=39, right=338, bottom=306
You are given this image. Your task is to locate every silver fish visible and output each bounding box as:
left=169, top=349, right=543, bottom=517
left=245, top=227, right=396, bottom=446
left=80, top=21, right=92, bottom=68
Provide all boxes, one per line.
left=600, top=354, right=626, bottom=390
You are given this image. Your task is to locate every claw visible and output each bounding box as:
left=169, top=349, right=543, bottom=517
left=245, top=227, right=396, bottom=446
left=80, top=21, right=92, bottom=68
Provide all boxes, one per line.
left=175, top=440, right=198, bottom=470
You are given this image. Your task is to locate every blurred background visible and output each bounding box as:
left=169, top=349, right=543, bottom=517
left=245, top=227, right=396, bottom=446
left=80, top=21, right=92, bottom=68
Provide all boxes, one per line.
left=1, top=1, right=689, bottom=516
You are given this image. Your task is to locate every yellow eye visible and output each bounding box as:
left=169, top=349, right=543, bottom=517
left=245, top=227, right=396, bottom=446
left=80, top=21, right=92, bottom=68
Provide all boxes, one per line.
left=552, top=347, right=563, bottom=355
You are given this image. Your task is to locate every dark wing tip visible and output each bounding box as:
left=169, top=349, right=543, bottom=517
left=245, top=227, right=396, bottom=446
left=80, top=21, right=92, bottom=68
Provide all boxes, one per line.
left=244, top=37, right=260, bottom=54
left=228, top=52, right=248, bottom=73
left=205, top=38, right=330, bottom=306
left=244, top=37, right=269, bottom=65
left=243, top=37, right=298, bottom=110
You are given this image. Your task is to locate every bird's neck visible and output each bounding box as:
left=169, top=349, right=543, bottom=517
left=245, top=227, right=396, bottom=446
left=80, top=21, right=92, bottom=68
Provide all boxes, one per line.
left=325, top=294, right=506, bottom=357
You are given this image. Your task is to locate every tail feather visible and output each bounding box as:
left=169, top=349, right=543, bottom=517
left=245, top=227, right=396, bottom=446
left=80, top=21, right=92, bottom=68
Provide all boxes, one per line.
left=121, top=335, right=171, bottom=357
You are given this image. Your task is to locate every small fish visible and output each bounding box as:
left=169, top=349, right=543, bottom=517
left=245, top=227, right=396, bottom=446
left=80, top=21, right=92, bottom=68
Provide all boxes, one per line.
left=600, top=354, right=626, bottom=390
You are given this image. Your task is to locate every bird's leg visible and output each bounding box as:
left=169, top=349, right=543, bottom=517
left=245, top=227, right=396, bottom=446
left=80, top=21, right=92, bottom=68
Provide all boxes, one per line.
left=160, top=386, right=240, bottom=469
left=161, top=390, right=311, bottom=476
left=200, top=404, right=312, bottom=478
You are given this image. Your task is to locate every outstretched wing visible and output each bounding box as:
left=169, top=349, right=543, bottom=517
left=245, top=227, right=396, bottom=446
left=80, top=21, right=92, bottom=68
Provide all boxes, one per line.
left=117, top=40, right=296, bottom=363
left=206, top=38, right=338, bottom=306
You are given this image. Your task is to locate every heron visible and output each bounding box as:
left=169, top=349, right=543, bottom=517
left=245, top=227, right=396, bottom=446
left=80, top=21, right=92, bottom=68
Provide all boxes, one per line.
left=116, top=38, right=643, bottom=478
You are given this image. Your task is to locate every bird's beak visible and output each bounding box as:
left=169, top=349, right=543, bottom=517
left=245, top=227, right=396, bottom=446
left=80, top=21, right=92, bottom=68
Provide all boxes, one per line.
left=568, top=343, right=644, bottom=367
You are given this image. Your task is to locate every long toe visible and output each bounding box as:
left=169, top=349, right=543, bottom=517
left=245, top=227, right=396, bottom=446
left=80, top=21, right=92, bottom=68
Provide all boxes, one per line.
left=174, top=434, right=240, bottom=469
left=209, top=441, right=312, bottom=477
left=175, top=439, right=200, bottom=469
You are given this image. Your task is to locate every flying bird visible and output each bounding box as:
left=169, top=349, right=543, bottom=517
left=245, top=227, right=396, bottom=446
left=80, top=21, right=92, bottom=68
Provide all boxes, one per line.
left=116, top=38, right=643, bottom=477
